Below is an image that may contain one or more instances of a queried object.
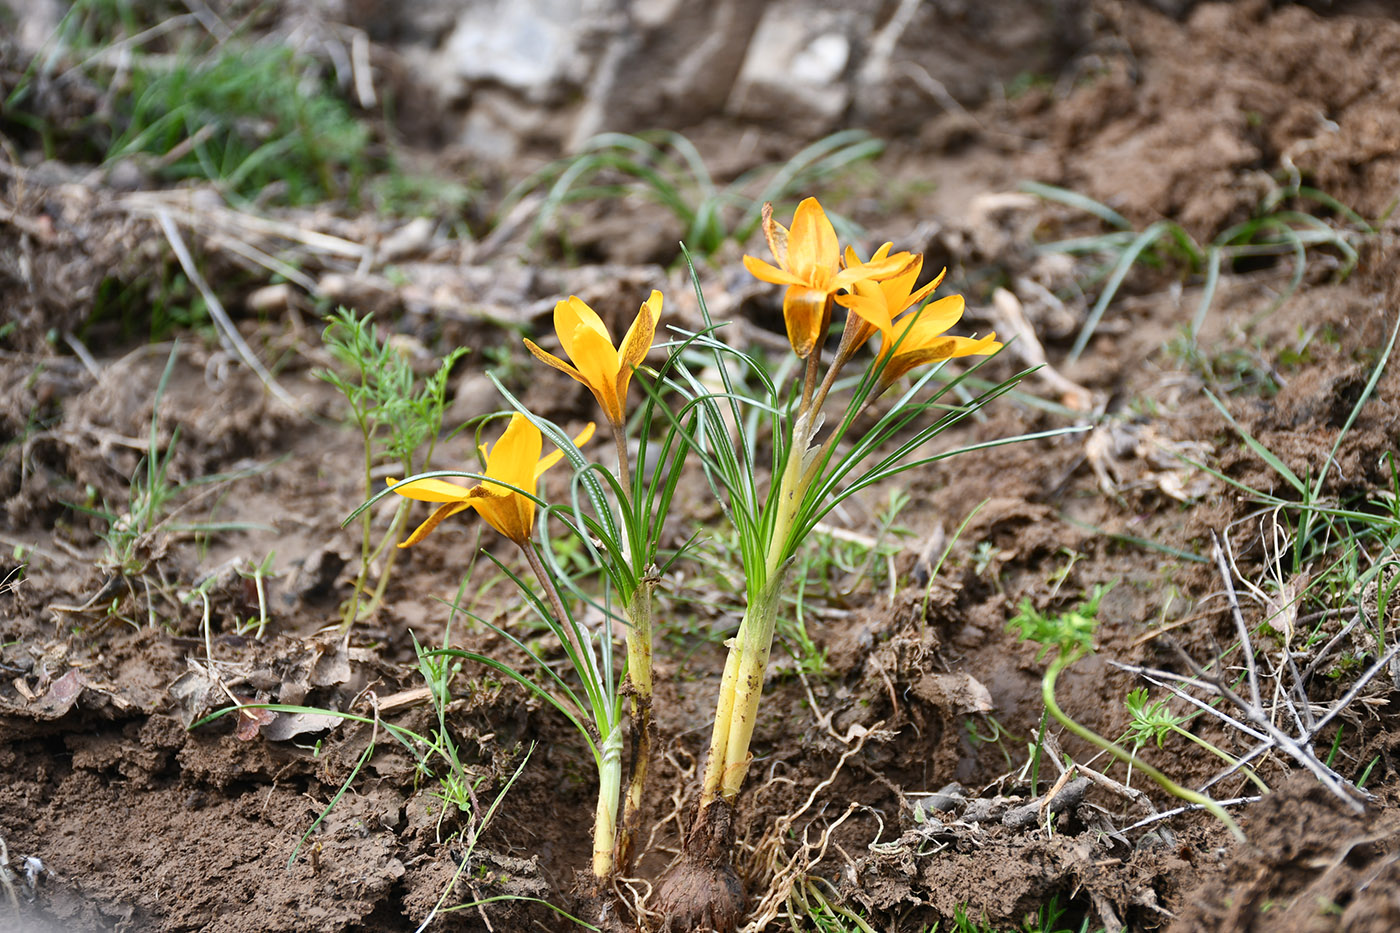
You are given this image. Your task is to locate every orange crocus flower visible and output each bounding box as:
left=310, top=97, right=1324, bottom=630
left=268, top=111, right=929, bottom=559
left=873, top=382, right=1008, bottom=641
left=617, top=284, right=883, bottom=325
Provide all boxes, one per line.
left=837, top=252, right=1001, bottom=386
left=742, top=198, right=914, bottom=359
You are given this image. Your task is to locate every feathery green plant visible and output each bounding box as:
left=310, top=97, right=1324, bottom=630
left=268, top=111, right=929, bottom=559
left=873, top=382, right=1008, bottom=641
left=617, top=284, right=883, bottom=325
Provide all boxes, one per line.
left=1123, top=687, right=1269, bottom=793
left=317, top=308, right=466, bottom=628
left=1009, top=586, right=1245, bottom=840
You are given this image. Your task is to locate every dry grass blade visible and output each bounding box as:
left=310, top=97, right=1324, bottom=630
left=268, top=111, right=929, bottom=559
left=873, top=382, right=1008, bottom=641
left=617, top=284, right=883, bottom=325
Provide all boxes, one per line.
left=1118, top=795, right=1263, bottom=835
left=988, top=286, right=1095, bottom=411
left=154, top=209, right=300, bottom=412
left=1040, top=731, right=1159, bottom=819
left=1213, top=531, right=1262, bottom=710
left=121, top=189, right=368, bottom=262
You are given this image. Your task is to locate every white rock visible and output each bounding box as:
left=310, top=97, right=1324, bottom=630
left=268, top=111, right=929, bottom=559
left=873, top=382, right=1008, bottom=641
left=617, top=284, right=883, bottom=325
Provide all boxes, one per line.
left=443, top=0, right=584, bottom=93
left=791, top=33, right=850, bottom=86
left=726, top=2, right=867, bottom=129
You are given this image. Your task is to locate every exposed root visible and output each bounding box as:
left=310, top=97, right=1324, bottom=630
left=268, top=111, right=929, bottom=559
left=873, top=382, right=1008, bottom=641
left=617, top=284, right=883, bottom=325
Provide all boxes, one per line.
left=739, top=720, right=886, bottom=931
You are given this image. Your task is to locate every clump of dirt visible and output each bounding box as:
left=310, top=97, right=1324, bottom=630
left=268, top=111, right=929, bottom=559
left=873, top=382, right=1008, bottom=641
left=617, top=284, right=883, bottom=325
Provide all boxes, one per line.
left=0, top=155, right=169, bottom=354
left=1023, top=0, right=1400, bottom=237
left=1171, top=775, right=1400, bottom=932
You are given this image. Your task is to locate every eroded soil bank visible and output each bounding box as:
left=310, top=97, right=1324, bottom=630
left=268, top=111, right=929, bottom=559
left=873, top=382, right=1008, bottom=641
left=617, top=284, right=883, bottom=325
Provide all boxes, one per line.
left=4, top=2, right=1400, bottom=931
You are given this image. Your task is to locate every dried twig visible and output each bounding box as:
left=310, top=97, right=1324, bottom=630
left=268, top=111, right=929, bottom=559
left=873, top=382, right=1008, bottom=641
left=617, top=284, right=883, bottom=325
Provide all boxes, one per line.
left=1043, top=732, right=1157, bottom=817
left=1171, top=646, right=1367, bottom=812
left=1301, top=611, right=1366, bottom=684
left=1111, top=528, right=1381, bottom=818
left=1108, top=662, right=1270, bottom=744
left=1118, top=796, right=1262, bottom=835
left=1307, top=643, right=1400, bottom=739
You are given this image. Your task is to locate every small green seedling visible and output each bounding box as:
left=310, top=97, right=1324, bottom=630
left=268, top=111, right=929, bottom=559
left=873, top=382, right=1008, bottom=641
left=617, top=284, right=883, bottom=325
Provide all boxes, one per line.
left=235, top=551, right=278, bottom=639
left=1124, top=687, right=1269, bottom=794
left=1009, top=585, right=1245, bottom=841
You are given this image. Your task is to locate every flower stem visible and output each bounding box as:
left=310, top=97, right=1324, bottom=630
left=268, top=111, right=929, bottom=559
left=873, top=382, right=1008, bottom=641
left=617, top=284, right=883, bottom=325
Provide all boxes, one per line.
left=341, top=427, right=376, bottom=629
left=519, top=543, right=585, bottom=663
left=799, top=347, right=821, bottom=416
left=717, top=578, right=784, bottom=799
left=699, top=407, right=814, bottom=808
left=797, top=296, right=834, bottom=418
left=519, top=540, right=622, bottom=880
left=611, top=421, right=633, bottom=498
left=618, top=581, right=655, bottom=871
left=592, top=720, right=624, bottom=880
left=356, top=501, right=409, bottom=620
left=1044, top=648, right=1245, bottom=842
left=700, top=643, right=743, bottom=808
left=808, top=347, right=847, bottom=419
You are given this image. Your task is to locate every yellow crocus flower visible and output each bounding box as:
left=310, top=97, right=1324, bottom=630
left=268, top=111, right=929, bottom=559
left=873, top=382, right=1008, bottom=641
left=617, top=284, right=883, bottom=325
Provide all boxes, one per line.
left=742, top=198, right=914, bottom=359
left=837, top=255, right=1001, bottom=386
left=389, top=414, right=595, bottom=548
left=836, top=244, right=948, bottom=349
left=524, top=291, right=661, bottom=427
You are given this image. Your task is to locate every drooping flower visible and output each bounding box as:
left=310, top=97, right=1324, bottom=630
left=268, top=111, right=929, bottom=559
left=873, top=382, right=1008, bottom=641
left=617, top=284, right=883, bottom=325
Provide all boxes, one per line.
left=742, top=198, right=914, bottom=359
left=389, top=414, right=595, bottom=548
left=523, top=291, right=661, bottom=427
left=836, top=255, right=1001, bottom=386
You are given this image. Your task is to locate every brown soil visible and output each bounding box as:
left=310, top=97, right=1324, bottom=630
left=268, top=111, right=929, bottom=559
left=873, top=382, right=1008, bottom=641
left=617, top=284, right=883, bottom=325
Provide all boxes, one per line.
left=5, top=2, right=1400, bottom=932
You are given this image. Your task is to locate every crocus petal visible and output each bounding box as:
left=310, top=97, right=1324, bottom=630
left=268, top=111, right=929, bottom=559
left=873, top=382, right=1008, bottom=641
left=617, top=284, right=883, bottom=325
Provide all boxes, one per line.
left=392, top=414, right=596, bottom=549
left=536, top=421, right=597, bottom=480
left=895, top=295, right=966, bottom=344
left=939, top=332, right=1002, bottom=358
left=783, top=286, right=830, bottom=359
left=523, top=338, right=589, bottom=386
left=398, top=501, right=471, bottom=547
left=617, top=290, right=660, bottom=403
left=386, top=476, right=472, bottom=503
left=569, top=322, right=624, bottom=425
left=880, top=254, right=925, bottom=310
left=835, top=281, right=896, bottom=338
left=844, top=242, right=893, bottom=269
left=833, top=250, right=918, bottom=289
left=742, top=254, right=807, bottom=287
left=895, top=267, right=947, bottom=315
left=761, top=203, right=789, bottom=269
left=483, top=414, right=544, bottom=495
left=883, top=333, right=1002, bottom=384
left=465, top=487, right=529, bottom=545
left=788, top=198, right=839, bottom=284
left=555, top=296, right=613, bottom=367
